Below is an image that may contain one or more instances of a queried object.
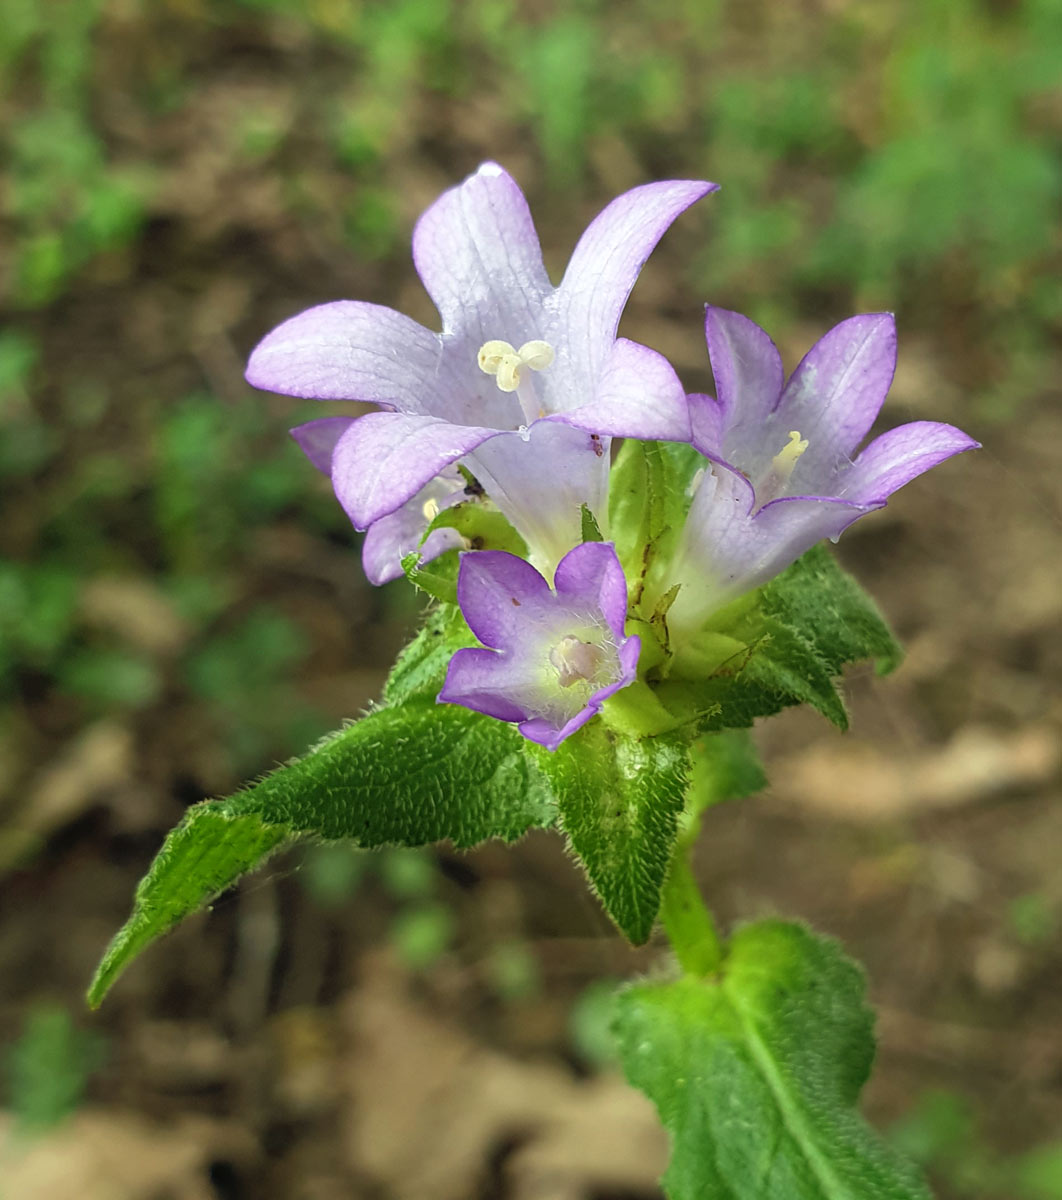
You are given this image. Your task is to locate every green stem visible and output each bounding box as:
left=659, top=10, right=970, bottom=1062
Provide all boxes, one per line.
left=659, top=814, right=723, bottom=977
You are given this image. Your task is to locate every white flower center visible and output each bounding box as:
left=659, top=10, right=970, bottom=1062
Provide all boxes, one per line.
left=549, top=635, right=605, bottom=688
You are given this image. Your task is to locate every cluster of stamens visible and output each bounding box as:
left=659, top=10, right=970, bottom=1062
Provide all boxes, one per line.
left=477, top=339, right=555, bottom=393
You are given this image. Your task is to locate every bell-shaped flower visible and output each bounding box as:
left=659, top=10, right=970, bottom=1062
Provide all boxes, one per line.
left=290, top=417, right=465, bottom=585
left=247, top=163, right=716, bottom=575
left=438, top=542, right=640, bottom=751
left=669, top=307, right=979, bottom=629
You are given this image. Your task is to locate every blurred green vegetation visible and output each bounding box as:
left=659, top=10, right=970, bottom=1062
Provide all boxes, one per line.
left=301, top=844, right=456, bottom=969
left=891, top=1089, right=1062, bottom=1200
left=0, top=0, right=1057, bottom=1168
left=3, top=1004, right=104, bottom=1137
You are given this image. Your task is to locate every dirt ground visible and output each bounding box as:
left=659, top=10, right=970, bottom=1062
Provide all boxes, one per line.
left=1, top=12, right=1060, bottom=1197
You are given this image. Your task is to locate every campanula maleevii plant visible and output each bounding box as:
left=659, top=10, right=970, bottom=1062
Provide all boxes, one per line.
left=98, top=160, right=980, bottom=1200
left=248, top=162, right=716, bottom=577
left=662, top=306, right=980, bottom=633
left=438, top=541, right=640, bottom=750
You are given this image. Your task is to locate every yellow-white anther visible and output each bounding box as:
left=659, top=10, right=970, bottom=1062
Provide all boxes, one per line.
left=549, top=636, right=604, bottom=688
left=517, top=340, right=554, bottom=371
left=477, top=338, right=554, bottom=393
left=770, top=430, right=809, bottom=483
left=421, top=497, right=440, bottom=522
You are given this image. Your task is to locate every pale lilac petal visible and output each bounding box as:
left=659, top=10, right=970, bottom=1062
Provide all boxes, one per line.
left=468, top=422, right=609, bottom=574
left=687, top=393, right=725, bottom=456
left=778, top=313, right=897, bottom=469
left=455, top=550, right=554, bottom=649
left=560, top=339, right=691, bottom=441
left=838, top=421, right=980, bottom=505
left=246, top=301, right=449, bottom=411
left=743, top=494, right=874, bottom=583
left=556, top=180, right=717, bottom=380
left=553, top=541, right=628, bottom=640
left=290, top=417, right=354, bottom=475
left=672, top=463, right=873, bottom=622
left=412, top=162, right=552, bottom=339
left=360, top=471, right=466, bottom=585
left=363, top=524, right=462, bottom=585
left=331, top=412, right=496, bottom=528
left=704, top=306, right=784, bottom=432
left=437, top=648, right=531, bottom=724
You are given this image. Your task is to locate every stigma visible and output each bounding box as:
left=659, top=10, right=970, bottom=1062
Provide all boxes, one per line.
left=549, top=635, right=605, bottom=688
left=770, top=430, right=809, bottom=484
left=477, top=339, right=555, bottom=393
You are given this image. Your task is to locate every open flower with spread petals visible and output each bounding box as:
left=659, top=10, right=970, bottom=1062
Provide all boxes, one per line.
left=247, top=163, right=716, bottom=575
left=667, top=307, right=979, bottom=631
left=438, top=543, right=640, bottom=750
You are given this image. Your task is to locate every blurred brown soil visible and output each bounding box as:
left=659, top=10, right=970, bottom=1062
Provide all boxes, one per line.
left=1, top=42, right=1061, bottom=1200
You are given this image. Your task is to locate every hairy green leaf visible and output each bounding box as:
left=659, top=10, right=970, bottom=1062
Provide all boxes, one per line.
left=687, top=729, right=766, bottom=815
left=537, top=721, right=690, bottom=943
left=614, top=920, right=932, bottom=1200
left=383, top=601, right=476, bottom=705
left=401, top=549, right=458, bottom=604
left=89, top=702, right=555, bottom=1006
left=661, top=546, right=902, bottom=733
left=760, top=544, right=902, bottom=676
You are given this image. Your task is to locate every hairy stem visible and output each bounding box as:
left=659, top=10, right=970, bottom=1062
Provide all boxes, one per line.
left=659, top=812, right=723, bottom=976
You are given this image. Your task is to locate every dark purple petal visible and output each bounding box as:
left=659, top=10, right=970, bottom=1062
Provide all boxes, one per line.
left=289, top=417, right=355, bottom=475
left=246, top=301, right=447, bottom=410
left=437, top=647, right=531, bottom=724
left=411, top=162, right=552, bottom=339
left=553, top=542, right=628, bottom=641
left=559, top=339, right=691, bottom=441
left=331, top=412, right=496, bottom=528
left=455, top=551, right=554, bottom=649
left=838, top=421, right=980, bottom=505
left=556, top=180, right=717, bottom=381
left=703, top=306, right=784, bottom=433
left=777, top=313, right=897, bottom=468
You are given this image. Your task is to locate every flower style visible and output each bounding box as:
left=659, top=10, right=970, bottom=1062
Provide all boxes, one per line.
left=438, top=542, right=640, bottom=751
left=668, top=307, right=979, bottom=628
left=247, top=163, right=716, bottom=575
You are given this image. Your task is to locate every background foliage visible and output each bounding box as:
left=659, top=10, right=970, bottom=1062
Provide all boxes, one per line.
left=1, top=1, right=1059, bottom=1197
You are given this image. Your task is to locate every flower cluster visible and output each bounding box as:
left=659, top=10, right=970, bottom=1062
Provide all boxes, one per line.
left=247, top=164, right=977, bottom=750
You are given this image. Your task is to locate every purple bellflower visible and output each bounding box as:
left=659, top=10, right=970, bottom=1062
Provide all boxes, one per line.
left=668, top=307, right=979, bottom=629
left=438, top=542, right=640, bottom=751
left=247, top=163, right=716, bottom=576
